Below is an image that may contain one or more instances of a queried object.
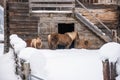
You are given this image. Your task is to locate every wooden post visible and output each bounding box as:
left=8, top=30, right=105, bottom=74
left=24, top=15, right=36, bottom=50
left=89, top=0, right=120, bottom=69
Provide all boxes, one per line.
left=109, top=62, right=117, bottom=80
left=23, top=62, right=31, bottom=80
left=4, top=0, right=10, bottom=53
left=112, top=30, right=117, bottom=42
left=103, top=59, right=117, bottom=80
left=103, top=59, right=110, bottom=80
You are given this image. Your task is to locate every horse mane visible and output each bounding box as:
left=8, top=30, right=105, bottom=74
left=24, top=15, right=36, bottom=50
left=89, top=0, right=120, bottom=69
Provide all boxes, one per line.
left=65, top=31, right=79, bottom=41
left=51, top=33, right=59, bottom=43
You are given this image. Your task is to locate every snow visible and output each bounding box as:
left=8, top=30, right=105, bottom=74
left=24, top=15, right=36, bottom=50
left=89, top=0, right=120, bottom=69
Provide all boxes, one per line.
left=0, top=49, right=21, bottom=80
left=99, top=42, right=120, bottom=62
left=116, top=58, right=120, bottom=75
left=0, top=34, right=4, bottom=41
left=0, top=43, right=4, bottom=55
left=0, top=34, right=120, bottom=80
left=0, top=5, right=3, bottom=12
left=19, top=48, right=103, bottom=80
left=116, top=75, right=120, bottom=80
left=9, top=34, right=27, bottom=54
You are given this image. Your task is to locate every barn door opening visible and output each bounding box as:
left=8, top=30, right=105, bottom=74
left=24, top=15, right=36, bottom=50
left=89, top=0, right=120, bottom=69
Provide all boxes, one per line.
left=58, top=23, right=74, bottom=49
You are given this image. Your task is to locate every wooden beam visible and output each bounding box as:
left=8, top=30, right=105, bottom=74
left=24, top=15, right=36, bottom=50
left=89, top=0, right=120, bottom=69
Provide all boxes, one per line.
left=75, top=13, right=112, bottom=42
left=112, top=30, right=117, bottom=42
left=29, top=0, right=75, bottom=2
left=30, top=4, right=75, bottom=8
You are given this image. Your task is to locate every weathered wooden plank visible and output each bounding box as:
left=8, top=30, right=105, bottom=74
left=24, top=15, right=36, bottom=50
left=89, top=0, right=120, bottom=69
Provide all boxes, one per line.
left=103, top=60, right=110, bottom=80
left=9, top=27, right=37, bottom=30
left=9, top=8, right=29, bottom=13
left=10, top=31, right=38, bottom=35
left=110, top=62, right=117, bottom=80
left=23, top=62, right=30, bottom=80
left=9, top=6, right=28, bottom=10
left=10, top=29, right=37, bottom=33
left=75, top=13, right=112, bottom=42
left=30, top=3, right=75, bottom=8
left=9, top=16, right=39, bottom=21
left=9, top=23, right=37, bottom=27
left=9, top=21, right=38, bottom=26
left=9, top=19, right=38, bottom=23
left=9, top=12, right=30, bottom=17
left=29, top=0, right=75, bottom=13
left=8, top=2, right=29, bottom=7
left=29, top=0, right=75, bottom=2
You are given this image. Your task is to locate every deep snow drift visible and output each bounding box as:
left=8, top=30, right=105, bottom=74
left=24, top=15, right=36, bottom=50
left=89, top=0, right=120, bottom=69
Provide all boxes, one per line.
left=19, top=48, right=103, bottom=80
left=0, top=34, right=120, bottom=80
left=0, top=49, right=21, bottom=80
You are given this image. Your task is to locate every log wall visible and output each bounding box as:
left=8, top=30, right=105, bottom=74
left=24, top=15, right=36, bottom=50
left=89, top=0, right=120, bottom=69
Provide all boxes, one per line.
left=5, top=1, right=119, bottom=50
left=37, top=13, right=104, bottom=49
left=8, top=2, right=39, bottom=39
left=75, top=4, right=118, bottom=29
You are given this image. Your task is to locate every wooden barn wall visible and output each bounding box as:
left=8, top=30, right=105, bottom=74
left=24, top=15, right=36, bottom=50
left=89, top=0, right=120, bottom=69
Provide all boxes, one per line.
left=32, top=4, right=119, bottom=49
left=75, top=4, right=119, bottom=29
left=0, top=0, right=4, bottom=7
left=8, top=2, right=39, bottom=39
left=117, top=6, right=120, bottom=38
left=33, top=13, right=104, bottom=49
left=6, top=1, right=119, bottom=49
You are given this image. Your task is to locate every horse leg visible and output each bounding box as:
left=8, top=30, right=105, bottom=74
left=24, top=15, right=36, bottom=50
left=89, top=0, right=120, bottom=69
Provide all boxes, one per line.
left=65, top=43, right=72, bottom=49
left=65, top=40, right=73, bottom=49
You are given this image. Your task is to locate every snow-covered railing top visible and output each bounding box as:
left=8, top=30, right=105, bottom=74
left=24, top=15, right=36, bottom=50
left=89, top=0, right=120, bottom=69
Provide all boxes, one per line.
left=29, top=0, right=75, bottom=13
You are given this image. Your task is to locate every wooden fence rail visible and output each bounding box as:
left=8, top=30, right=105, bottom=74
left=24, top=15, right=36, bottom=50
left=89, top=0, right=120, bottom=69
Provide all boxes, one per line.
left=29, top=0, right=75, bottom=13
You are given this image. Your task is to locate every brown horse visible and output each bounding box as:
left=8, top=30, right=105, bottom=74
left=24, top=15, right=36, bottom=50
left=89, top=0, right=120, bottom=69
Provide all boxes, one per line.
left=26, top=36, right=42, bottom=49
left=48, top=31, right=79, bottom=49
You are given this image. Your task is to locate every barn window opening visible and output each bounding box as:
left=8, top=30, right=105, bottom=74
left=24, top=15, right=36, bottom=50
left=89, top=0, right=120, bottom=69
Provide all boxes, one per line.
left=58, top=23, right=74, bottom=49
left=58, top=23, right=74, bottom=34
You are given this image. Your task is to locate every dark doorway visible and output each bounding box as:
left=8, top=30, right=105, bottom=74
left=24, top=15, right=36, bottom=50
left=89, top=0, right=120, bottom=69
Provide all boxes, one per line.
left=58, top=23, right=74, bottom=49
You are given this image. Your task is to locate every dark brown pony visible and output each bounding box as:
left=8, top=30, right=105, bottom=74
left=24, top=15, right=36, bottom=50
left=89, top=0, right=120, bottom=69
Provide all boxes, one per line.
left=48, top=31, right=79, bottom=49
left=25, top=36, right=42, bottom=49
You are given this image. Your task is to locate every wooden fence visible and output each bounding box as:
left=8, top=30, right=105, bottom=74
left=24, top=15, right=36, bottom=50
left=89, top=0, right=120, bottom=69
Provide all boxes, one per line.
left=103, top=59, right=117, bottom=80
left=29, top=0, right=75, bottom=13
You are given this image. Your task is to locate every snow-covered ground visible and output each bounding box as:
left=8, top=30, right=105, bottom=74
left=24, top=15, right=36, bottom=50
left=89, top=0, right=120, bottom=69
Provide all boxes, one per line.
left=0, top=49, right=21, bottom=80
left=19, top=48, right=103, bottom=80
left=0, top=34, right=120, bottom=80
left=0, top=34, right=4, bottom=41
